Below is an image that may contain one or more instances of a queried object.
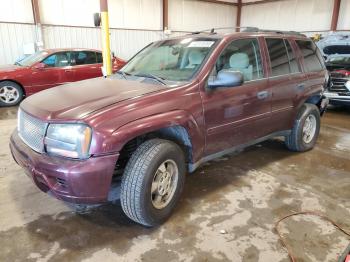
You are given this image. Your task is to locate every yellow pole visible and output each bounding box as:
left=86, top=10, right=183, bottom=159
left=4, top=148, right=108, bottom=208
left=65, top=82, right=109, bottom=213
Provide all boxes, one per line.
left=100, top=0, right=112, bottom=76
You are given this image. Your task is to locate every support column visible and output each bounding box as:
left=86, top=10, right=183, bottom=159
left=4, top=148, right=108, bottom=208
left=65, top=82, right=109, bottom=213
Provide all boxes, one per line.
left=163, top=0, right=169, bottom=31
left=331, top=0, right=341, bottom=31
left=31, top=0, right=44, bottom=50
left=236, top=0, right=242, bottom=32
left=100, top=0, right=112, bottom=76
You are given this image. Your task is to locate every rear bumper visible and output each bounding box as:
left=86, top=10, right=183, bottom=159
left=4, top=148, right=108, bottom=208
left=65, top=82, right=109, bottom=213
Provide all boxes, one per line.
left=324, top=91, right=350, bottom=106
left=10, top=131, right=119, bottom=204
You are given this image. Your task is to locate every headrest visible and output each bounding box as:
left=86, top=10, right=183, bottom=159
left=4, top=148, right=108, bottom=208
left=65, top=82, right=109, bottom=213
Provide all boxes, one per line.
left=229, top=53, right=249, bottom=69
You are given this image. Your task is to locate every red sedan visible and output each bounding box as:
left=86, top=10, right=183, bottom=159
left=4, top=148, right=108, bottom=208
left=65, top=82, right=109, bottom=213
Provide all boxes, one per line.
left=0, top=48, right=126, bottom=106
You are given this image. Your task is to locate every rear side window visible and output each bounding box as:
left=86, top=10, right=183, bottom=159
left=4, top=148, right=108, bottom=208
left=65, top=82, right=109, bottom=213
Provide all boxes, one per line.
left=285, top=41, right=300, bottom=73
left=96, top=52, right=103, bottom=63
left=296, top=40, right=324, bottom=72
left=266, top=38, right=291, bottom=77
left=72, top=51, right=97, bottom=65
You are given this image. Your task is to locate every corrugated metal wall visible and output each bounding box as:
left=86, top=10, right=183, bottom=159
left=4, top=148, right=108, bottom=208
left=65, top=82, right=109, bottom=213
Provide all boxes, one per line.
left=0, top=23, right=36, bottom=65
left=241, top=0, right=334, bottom=32
left=169, top=0, right=237, bottom=32
left=42, top=25, right=165, bottom=60
left=0, top=0, right=349, bottom=66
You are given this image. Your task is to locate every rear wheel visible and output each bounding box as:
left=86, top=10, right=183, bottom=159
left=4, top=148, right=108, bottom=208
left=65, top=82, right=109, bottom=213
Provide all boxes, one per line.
left=120, top=139, right=186, bottom=227
left=285, top=104, right=320, bottom=152
left=0, top=81, right=24, bottom=106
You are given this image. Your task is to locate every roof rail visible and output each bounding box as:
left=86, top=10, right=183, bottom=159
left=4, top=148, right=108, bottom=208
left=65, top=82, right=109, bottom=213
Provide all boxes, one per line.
left=242, top=27, right=306, bottom=37
left=189, top=27, right=306, bottom=37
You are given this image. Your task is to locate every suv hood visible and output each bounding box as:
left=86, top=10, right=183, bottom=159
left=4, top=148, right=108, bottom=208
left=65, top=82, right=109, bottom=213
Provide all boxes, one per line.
left=21, top=77, right=165, bottom=120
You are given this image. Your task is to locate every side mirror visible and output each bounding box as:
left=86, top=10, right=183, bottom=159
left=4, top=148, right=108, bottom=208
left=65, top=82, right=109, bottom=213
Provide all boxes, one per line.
left=33, top=62, right=47, bottom=70
left=208, top=70, right=244, bottom=89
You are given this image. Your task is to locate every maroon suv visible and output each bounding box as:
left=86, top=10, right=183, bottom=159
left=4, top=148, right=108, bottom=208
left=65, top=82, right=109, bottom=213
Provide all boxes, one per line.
left=10, top=30, right=328, bottom=226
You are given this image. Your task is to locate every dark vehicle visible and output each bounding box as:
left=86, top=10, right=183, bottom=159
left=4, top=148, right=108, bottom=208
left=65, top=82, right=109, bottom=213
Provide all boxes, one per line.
left=317, top=33, right=350, bottom=106
left=10, top=29, right=328, bottom=226
left=324, top=55, right=350, bottom=106
left=0, top=48, right=126, bottom=106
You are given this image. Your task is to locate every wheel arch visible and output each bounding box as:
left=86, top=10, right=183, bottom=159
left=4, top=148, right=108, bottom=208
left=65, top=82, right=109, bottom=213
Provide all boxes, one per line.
left=108, top=110, right=204, bottom=172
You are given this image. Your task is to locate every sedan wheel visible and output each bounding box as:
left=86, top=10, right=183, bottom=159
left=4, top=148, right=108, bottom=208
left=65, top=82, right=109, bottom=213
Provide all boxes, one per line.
left=0, top=81, right=23, bottom=106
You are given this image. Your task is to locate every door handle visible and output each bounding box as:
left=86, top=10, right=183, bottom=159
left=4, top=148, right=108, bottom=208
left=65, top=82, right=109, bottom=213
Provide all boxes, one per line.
left=257, top=91, right=269, bottom=100
left=297, top=83, right=306, bottom=90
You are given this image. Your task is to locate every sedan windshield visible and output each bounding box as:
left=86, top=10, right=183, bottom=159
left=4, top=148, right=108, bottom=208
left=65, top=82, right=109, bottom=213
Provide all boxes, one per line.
left=120, top=37, right=218, bottom=82
left=17, top=51, right=49, bottom=67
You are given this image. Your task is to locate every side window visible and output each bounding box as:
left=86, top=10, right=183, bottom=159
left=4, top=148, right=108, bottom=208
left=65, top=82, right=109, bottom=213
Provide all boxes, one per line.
left=296, top=40, right=324, bottom=72
left=285, top=40, right=301, bottom=73
left=213, top=38, right=263, bottom=82
left=73, top=51, right=97, bottom=65
left=266, top=38, right=290, bottom=77
left=42, top=52, right=70, bottom=67
left=96, top=52, right=103, bottom=63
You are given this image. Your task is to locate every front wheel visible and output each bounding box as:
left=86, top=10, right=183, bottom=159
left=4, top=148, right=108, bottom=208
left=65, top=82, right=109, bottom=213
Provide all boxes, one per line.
left=120, top=139, right=186, bottom=227
left=0, top=81, right=24, bottom=106
left=285, top=104, right=321, bottom=152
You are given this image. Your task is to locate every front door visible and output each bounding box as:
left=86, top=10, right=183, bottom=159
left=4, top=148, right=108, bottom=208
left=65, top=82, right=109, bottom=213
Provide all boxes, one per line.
left=30, top=51, right=71, bottom=93
left=200, top=38, right=271, bottom=155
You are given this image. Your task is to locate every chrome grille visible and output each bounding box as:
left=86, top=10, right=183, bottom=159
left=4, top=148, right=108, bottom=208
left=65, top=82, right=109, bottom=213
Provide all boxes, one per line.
left=18, top=109, right=48, bottom=153
left=329, top=73, right=349, bottom=93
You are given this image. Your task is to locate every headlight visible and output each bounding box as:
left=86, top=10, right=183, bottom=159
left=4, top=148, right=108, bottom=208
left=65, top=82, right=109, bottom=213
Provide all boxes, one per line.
left=44, top=124, right=92, bottom=159
left=345, top=81, right=350, bottom=92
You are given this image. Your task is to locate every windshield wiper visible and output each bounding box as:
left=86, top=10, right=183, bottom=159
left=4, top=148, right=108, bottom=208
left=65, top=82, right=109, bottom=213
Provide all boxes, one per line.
left=116, top=71, right=131, bottom=79
left=14, top=61, right=22, bottom=66
left=134, top=73, right=167, bottom=85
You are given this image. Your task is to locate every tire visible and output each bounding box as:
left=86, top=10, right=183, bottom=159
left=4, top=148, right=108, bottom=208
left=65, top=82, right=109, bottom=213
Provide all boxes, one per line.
left=120, top=139, right=186, bottom=227
left=285, top=103, right=321, bottom=152
left=0, top=81, right=24, bottom=106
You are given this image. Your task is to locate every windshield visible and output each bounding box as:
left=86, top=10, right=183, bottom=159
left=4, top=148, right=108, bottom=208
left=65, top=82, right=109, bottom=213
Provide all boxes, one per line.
left=327, top=56, right=350, bottom=65
left=17, top=51, right=49, bottom=66
left=120, top=37, right=218, bottom=82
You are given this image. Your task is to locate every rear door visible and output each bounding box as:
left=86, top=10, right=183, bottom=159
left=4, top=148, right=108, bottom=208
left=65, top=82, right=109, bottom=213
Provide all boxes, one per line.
left=70, top=51, right=103, bottom=82
left=200, top=37, right=271, bottom=155
left=30, top=51, right=71, bottom=92
left=265, top=38, right=304, bottom=132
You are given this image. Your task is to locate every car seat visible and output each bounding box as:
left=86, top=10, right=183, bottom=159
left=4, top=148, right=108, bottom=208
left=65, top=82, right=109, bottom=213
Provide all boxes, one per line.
left=185, top=50, right=205, bottom=69
left=228, top=53, right=253, bottom=81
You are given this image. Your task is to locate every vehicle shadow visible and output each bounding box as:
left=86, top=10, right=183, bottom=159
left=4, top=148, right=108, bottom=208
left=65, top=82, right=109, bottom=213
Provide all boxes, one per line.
left=4, top=138, right=295, bottom=260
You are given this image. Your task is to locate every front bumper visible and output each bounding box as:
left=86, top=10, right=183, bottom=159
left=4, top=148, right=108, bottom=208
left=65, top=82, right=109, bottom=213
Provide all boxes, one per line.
left=10, top=131, right=119, bottom=204
left=324, top=91, right=350, bottom=106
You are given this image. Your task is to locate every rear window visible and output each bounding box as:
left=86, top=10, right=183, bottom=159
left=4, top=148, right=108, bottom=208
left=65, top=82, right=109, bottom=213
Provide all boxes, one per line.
left=266, top=38, right=291, bottom=77
left=296, top=40, right=325, bottom=72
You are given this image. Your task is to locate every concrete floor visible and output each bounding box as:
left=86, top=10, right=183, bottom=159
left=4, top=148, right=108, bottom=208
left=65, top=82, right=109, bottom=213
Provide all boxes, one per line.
left=0, top=106, right=349, bottom=262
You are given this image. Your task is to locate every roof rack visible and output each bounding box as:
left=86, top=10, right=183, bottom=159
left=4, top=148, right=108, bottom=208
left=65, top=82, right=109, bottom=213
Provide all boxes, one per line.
left=242, top=27, right=306, bottom=37
left=189, top=27, right=306, bottom=37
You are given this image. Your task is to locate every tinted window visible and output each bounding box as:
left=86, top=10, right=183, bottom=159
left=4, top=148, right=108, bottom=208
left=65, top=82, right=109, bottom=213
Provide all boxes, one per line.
left=73, top=51, right=97, bottom=65
left=285, top=40, right=300, bottom=73
left=213, top=38, right=263, bottom=82
left=296, top=40, right=324, bottom=72
left=96, top=52, right=103, bottom=63
left=266, top=38, right=290, bottom=77
left=42, top=52, right=70, bottom=67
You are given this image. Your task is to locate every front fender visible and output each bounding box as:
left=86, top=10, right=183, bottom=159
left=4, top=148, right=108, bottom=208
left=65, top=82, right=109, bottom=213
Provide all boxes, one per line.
left=98, top=110, right=205, bottom=162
